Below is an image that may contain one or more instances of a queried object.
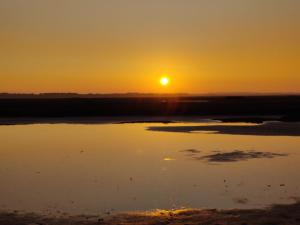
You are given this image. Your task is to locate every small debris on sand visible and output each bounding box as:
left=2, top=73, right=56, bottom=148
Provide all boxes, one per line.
left=233, top=198, right=249, bottom=205
left=180, top=149, right=201, bottom=154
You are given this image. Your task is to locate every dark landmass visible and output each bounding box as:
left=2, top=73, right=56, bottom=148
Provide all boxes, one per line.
left=1, top=201, right=300, bottom=225
left=0, top=95, right=299, bottom=122
left=0, top=117, right=180, bottom=125
left=0, top=93, right=189, bottom=99
left=148, top=122, right=300, bottom=136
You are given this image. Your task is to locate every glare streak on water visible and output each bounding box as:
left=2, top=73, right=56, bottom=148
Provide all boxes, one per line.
left=0, top=123, right=299, bottom=214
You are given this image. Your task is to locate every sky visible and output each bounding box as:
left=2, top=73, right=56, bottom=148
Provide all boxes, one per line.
left=0, top=0, right=299, bottom=94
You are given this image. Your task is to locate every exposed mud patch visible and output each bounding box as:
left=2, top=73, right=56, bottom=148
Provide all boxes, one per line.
left=196, top=150, right=288, bottom=163
left=179, top=149, right=288, bottom=163
left=148, top=122, right=300, bottom=136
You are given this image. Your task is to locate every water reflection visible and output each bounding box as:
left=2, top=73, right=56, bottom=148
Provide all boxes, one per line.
left=0, top=123, right=299, bottom=214
left=163, top=157, right=176, bottom=161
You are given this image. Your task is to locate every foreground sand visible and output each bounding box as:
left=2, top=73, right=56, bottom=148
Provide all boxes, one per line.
left=1, top=202, right=300, bottom=225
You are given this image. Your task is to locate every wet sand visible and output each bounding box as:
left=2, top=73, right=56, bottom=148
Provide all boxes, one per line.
left=1, top=201, right=300, bottom=225
left=148, top=122, right=300, bottom=136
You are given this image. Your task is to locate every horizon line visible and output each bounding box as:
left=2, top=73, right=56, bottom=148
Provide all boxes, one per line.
left=1, top=92, right=300, bottom=96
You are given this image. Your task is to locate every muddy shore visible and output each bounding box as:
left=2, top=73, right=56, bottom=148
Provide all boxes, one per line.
left=1, top=201, right=300, bottom=225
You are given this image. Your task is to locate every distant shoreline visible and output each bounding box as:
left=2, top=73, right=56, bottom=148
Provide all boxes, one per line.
left=0, top=96, right=299, bottom=122
left=0, top=115, right=284, bottom=126
left=1, top=93, right=300, bottom=99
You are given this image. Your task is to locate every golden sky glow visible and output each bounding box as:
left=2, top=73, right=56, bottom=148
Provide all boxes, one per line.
left=0, top=0, right=299, bottom=94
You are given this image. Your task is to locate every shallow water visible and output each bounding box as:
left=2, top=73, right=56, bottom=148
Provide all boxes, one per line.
left=0, top=122, right=299, bottom=214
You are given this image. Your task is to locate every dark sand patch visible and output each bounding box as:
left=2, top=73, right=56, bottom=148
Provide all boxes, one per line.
left=179, top=149, right=288, bottom=163
left=2, top=201, right=300, bottom=225
left=195, top=150, right=288, bottom=163
left=233, top=198, right=250, bottom=205
left=180, top=149, right=201, bottom=154
left=148, top=122, right=300, bottom=136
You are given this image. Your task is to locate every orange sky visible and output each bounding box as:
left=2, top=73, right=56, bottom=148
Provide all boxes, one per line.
left=0, top=0, right=299, bottom=94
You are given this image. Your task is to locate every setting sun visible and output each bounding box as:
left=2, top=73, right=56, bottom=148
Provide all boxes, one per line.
left=160, top=77, right=169, bottom=86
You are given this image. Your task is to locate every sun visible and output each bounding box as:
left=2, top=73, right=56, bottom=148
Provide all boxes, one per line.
left=160, top=77, right=169, bottom=86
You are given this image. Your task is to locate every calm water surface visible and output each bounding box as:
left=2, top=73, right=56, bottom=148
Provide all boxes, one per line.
left=0, top=123, right=299, bottom=214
